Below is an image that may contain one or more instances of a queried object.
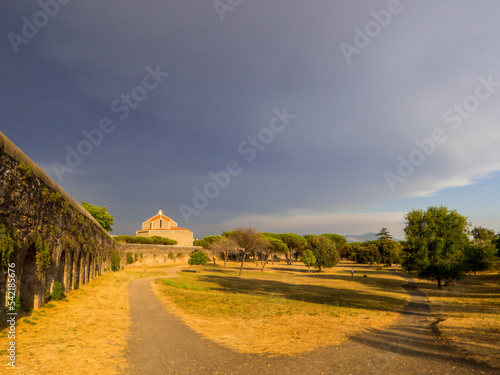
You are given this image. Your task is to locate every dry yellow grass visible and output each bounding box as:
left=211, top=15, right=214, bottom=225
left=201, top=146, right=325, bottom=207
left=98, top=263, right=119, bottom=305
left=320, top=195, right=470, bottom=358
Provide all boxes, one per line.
left=153, top=262, right=409, bottom=355
left=0, top=264, right=183, bottom=375
left=419, top=271, right=500, bottom=368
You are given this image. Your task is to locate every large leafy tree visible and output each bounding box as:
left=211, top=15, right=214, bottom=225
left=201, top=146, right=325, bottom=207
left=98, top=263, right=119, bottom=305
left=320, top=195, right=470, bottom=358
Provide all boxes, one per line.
left=463, top=240, right=497, bottom=275
left=471, top=226, right=496, bottom=242
left=278, top=233, right=306, bottom=264
left=261, top=234, right=287, bottom=272
left=376, top=228, right=393, bottom=266
left=350, top=241, right=381, bottom=266
left=209, top=237, right=239, bottom=268
left=82, top=201, right=114, bottom=232
left=228, top=227, right=268, bottom=275
left=301, top=249, right=316, bottom=273
left=197, top=235, right=223, bottom=264
left=322, top=233, right=348, bottom=258
left=494, top=233, right=500, bottom=257
left=402, top=206, right=470, bottom=289
left=304, top=235, right=338, bottom=272
left=375, top=228, right=401, bottom=266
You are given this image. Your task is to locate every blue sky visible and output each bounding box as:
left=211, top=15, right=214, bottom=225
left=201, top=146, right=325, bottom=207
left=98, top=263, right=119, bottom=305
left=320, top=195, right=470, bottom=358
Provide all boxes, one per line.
left=1, top=1, right=500, bottom=240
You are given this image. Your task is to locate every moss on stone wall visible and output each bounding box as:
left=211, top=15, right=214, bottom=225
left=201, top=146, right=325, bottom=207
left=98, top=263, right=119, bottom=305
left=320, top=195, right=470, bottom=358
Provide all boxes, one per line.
left=0, top=223, right=20, bottom=270
left=35, top=233, right=51, bottom=271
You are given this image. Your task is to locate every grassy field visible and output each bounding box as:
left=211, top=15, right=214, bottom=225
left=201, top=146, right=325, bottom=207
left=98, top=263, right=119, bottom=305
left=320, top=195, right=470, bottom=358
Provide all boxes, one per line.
left=418, top=270, right=500, bottom=368
left=4, top=260, right=496, bottom=372
left=152, top=262, right=410, bottom=355
left=0, top=264, right=182, bottom=375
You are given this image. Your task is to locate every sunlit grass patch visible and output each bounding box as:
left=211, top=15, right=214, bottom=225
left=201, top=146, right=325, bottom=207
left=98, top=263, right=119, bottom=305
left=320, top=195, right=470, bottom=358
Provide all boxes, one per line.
left=153, top=262, right=408, bottom=355
left=420, top=270, right=500, bottom=369
left=0, top=263, right=187, bottom=374
left=162, top=278, right=210, bottom=291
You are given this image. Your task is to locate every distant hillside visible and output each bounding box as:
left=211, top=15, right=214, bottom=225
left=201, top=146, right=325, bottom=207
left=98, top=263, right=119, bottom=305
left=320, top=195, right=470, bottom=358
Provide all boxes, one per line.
left=343, top=232, right=401, bottom=243
left=344, top=232, right=377, bottom=243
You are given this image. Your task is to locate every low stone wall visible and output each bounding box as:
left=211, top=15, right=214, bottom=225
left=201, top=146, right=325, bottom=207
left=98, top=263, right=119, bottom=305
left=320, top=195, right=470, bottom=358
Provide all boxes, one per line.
left=116, top=243, right=205, bottom=266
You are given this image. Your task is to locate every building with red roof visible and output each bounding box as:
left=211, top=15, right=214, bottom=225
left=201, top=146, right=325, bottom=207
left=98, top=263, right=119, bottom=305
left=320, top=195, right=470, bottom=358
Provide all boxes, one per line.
left=136, top=209, right=194, bottom=246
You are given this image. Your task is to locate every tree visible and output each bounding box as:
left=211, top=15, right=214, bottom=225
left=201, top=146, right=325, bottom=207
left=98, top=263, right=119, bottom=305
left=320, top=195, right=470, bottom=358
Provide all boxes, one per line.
left=376, top=228, right=401, bottom=266
left=471, top=226, right=496, bottom=242
left=278, top=233, right=306, bottom=265
left=463, top=240, right=497, bottom=275
left=260, top=235, right=286, bottom=272
left=494, top=233, right=500, bottom=257
left=209, top=237, right=239, bottom=268
left=197, top=235, right=223, bottom=264
left=82, top=201, right=114, bottom=232
left=349, top=241, right=381, bottom=266
left=305, top=235, right=338, bottom=272
left=402, top=206, right=470, bottom=289
left=228, top=227, right=268, bottom=275
left=322, top=234, right=348, bottom=259
left=188, top=250, right=209, bottom=272
left=301, top=249, right=316, bottom=273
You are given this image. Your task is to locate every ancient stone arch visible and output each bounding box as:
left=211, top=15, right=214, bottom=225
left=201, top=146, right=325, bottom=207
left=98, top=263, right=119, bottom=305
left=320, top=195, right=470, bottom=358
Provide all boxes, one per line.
left=73, top=250, right=82, bottom=289
left=19, top=243, right=39, bottom=310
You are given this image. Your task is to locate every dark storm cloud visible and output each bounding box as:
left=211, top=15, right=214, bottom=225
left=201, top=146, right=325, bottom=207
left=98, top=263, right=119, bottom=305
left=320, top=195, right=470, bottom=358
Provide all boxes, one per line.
left=1, top=1, right=500, bottom=238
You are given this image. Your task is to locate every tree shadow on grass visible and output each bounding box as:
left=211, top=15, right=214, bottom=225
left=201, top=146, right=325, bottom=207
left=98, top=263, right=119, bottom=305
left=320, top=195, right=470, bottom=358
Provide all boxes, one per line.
left=197, top=274, right=406, bottom=312
left=268, top=267, right=310, bottom=274
left=301, top=269, right=411, bottom=296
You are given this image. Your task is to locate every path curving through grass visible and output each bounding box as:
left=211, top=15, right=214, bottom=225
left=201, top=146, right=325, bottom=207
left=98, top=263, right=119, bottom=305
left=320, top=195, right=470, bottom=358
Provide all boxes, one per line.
left=124, top=265, right=497, bottom=374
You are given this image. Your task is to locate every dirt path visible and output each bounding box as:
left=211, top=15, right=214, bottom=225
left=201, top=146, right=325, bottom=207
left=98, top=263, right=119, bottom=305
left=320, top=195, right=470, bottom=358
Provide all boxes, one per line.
left=125, top=269, right=497, bottom=375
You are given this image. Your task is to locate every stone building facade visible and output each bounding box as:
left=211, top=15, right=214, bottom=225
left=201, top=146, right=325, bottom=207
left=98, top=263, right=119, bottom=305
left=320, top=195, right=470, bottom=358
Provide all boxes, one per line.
left=136, top=209, right=193, bottom=246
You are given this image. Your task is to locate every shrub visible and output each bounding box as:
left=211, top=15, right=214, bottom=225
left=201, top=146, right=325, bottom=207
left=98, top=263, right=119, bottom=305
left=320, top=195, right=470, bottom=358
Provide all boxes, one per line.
left=36, top=234, right=51, bottom=271
left=113, top=235, right=177, bottom=245
left=111, top=250, right=121, bottom=271
left=126, top=252, right=134, bottom=264
left=17, top=161, right=34, bottom=178
left=188, top=251, right=209, bottom=272
left=0, top=223, right=20, bottom=270
left=176, top=252, right=183, bottom=259
left=44, top=287, right=51, bottom=302
left=168, top=253, right=174, bottom=259
left=150, top=236, right=178, bottom=245
left=51, top=281, right=65, bottom=301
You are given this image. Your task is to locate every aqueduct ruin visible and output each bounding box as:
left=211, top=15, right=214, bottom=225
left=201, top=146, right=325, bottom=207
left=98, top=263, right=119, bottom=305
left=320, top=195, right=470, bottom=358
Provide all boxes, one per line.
left=0, top=131, right=200, bottom=324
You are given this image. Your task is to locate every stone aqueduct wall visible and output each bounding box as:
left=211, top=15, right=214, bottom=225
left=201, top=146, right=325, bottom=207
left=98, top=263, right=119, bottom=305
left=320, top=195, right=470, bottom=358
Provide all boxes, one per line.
left=0, top=131, right=202, bottom=323
left=116, top=243, right=202, bottom=265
